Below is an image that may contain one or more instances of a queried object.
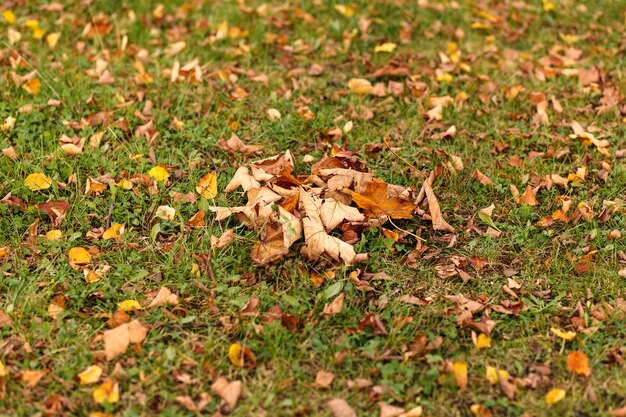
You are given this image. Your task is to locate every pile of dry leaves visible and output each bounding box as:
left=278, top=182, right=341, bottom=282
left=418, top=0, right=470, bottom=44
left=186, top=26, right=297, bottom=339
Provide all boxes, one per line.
left=209, top=145, right=453, bottom=266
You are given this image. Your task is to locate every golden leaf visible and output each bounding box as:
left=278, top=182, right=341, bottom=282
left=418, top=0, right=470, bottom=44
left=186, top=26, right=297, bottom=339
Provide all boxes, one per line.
left=545, top=388, right=566, bottom=405
left=93, top=379, right=119, bottom=404
left=102, top=223, right=125, bottom=241
left=78, top=365, right=103, bottom=385
left=347, top=78, right=372, bottom=95
left=550, top=327, right=576, bottom=341
left=68, top=247, right=91, bottom=265
left=117, top=300, right=142, bottom=312
left=453, top=362, right=468, bottom=388
left=475, top=334, right=491, bottom=350
left=148, top=166, right=169, bottom=182
left=196, top=172, right=218, bottom=199
left=24, top=173, right=52, bottom=191
left=46, top=229, right=62, bottom=241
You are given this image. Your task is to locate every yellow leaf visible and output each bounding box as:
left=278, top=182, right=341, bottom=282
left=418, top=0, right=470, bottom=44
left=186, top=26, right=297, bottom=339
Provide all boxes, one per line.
left=68, top=247, right=91, bottom=265
left=102, top=223, right=125, bottom=241
left=550, top=327, right=576, bottom=341
left=0, top=360, right=8, bottom=377
left=148, top=166, right=169, bottom=182
left=229, top=343, right=244, bottom=367
left=93, top=379, right=119, bottom=404
left=545, top=388, right=566, bottom=405
left=46, top=32, right=61, bottom=49
left=24, top=172, right=52, bottom=191
left=117, top=178, right=133, bottom=190
left=83, top=268, right=101, bottom=283
left=453, top=362, right=468, bottom=389
left=32, top=27, right=45, bottom=39
left=196, top=172, right=218, bottom=199
left=89, top=413, right=113, bottom=417
left=374, top=42, right=397, bottom=53
left=475, top=334, right=491, bottom=350
left=0, top=247, right=8, bottom=260
left=543, top=0, right=556, bottom=12
left=78, top=365, right=103, bottom=385
left=155, top=205, right=176, bottom=221
left=24, top=19, right=39, bottom=30
left=3, top=10, right=15, bottom=24
left=23, top=78, right=41, bottom=96
left=117, top=300, right=142, bottom=312
left=46, top=230, right=62, bottom=241
left=334, top=4, right=355, bottom=17
left=347, top=78, right=372, bottom=95
left=485, top=366, right=509, bottom=385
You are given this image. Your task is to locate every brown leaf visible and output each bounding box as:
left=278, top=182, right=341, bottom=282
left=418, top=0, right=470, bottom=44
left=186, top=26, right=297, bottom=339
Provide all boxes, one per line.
left=210, top=229, right=235, bottom=249
left=323, top=293, right=345, bottom=315
left=519, top=185, right=539, bottom=206
left=327, top=398, right=357, bottom=417
left=348, top=179, right=416, bottom=219
left=216, top=133, right=264, bottom=155
left=472, top=169, right=494, bottom=186
left=423, top=182, right=454, bottom=232
left=313, top=370, right=334, bottom=389
left=146, top=287, right=179, bottom=309
left=103, top=319, right=149, bottom=360
left=35, top=200, right=70, bottom=226
left=210, top=377, right=242, bottom=410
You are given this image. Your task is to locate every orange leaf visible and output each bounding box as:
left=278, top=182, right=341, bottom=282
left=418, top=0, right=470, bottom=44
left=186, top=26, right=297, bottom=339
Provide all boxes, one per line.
left=567, top=351, right=591, bottom=376
left=347, top=179, right=416, bottom=219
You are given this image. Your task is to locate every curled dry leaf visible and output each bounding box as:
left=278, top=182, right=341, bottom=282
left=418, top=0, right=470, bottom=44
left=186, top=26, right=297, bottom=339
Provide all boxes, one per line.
left=211, top=376, right=242, bottom=410
left=93, top=379, right=119, bottom=404
left=423, top=182, right=454, bottom=232
left=327, top=398, right=357, bottom=417
left=146, top=286, right=179, bottom=309
left=211, top=229, right=235, bottom=249
left=78, top=365, right=103, bottom=385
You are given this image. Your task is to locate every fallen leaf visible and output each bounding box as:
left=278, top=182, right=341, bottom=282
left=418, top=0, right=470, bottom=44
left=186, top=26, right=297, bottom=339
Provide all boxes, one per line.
left=146, top=286, right=179, bottom=309
left=24, top=173, right=53, bottom=191
left=320, top=199, right=365, bottom=230
left=211, top=376, right=242, bottom=410
left=313, top=370, right=334, bottom=388
left=567, top=351, right=591, bottom=376
left=474, top=333, right=491, bottom=350
left=348, top=78, right=373, bottom=95
left=118, top=299, right=142, bottom=312
left=93, top=379, right=119, bottom=404
left=423, top=182, right=454, bottom=231
left=327, top=398, right=357, bottom=417
left=78, top=365, right=103, bottom=385
left=545, top=388, right=566, bottom=405
left=21, top=369, right=47, bottom=387
left=102, top=320, right=149, bottom=360
left=148, top=166, right=169, bottom=182
left=453, top=362, right=468, bottom=388
left=155, top=205, right=176, bottom=221
left=196, top=172, right=218, bottom=199
left=210, top=229, right=235, bottom=249
left=68, top=247, right=91, bottom=265
left=379, top=402, right=406, bottom=417
left=102, top=223, right=125, bottom=240
left=550, top=327, right=576, bottom=341
left=348, top=179, right=416, bottom=219
left=323, top=293, right=345, bottom=315
left=519, top=185, right=539, bottom=206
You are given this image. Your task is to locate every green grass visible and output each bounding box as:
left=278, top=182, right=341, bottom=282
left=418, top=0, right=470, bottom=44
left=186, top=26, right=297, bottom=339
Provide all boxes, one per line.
left=1, top=0, right=625, bottom=416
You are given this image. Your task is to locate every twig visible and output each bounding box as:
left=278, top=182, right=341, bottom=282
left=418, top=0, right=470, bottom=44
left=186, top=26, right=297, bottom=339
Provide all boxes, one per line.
left=206, top=250, right=216, bottom=281
left=387, top=217, right=426, bottom=242
left=105, top=200, right=115, bottom=229
left=383, top=137, right=427, bottom=179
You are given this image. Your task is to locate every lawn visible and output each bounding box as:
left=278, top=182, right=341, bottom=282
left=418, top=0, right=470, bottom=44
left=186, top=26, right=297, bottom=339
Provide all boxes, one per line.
left=1, top=0, right=625, bottom=416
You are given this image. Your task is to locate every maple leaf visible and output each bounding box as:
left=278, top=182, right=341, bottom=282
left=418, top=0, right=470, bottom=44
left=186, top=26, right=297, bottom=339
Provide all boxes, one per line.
left=320, top=198, right=365, bottom=230
left=347, top=179, right=416, bottom=219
